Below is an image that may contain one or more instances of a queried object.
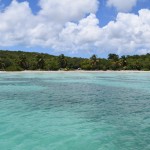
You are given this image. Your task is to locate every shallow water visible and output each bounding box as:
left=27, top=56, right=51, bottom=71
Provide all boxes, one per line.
left=0, top=72, right=150, bottom=150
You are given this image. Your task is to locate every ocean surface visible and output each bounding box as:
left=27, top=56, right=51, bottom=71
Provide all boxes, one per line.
left=0, top=72, right=150, bottom=150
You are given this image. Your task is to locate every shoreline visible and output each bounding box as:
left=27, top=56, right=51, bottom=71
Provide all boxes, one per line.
left=1, top=70, right=150, bottom=73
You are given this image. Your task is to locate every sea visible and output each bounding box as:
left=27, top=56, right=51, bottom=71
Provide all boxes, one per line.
left=0, top=72, right=149, bottom=150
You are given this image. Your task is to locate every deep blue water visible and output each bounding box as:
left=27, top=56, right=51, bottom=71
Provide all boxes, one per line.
left=0, top=72, right=150, bottom=150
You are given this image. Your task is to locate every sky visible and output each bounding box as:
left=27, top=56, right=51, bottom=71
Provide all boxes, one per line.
left=0, top=0, right=150, bottom=58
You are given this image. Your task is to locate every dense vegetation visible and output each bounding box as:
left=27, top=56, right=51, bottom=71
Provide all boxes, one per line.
left=0, top=50, right=150, bottom=71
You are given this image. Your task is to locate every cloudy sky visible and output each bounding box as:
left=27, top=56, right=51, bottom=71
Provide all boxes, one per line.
left=0, top=0, right=150, bottom=57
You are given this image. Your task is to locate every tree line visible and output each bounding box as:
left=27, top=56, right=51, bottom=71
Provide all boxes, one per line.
left=0, top=50, right=150, bottom=71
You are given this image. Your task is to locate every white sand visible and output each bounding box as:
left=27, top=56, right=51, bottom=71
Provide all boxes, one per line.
left=0, top=70, right=150, bottom=73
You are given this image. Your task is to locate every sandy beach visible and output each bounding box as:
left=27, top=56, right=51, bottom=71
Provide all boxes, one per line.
left=0, top=70, right=150, bottom=73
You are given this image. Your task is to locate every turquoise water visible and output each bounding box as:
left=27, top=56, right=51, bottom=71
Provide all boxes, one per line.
left=0, top=72, right=150, bottom=150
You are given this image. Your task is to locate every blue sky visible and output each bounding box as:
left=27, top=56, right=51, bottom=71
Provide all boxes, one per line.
left=0, top=0, right=150, bottom=58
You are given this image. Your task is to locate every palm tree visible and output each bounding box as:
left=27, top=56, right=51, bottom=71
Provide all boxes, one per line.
left=90, top=54, right=98, bottom=70
left=58, top=54, right=67, bottom=69
left=108, top=54, right=119, bottom=62
left=120, top=55, right=127, bottom=69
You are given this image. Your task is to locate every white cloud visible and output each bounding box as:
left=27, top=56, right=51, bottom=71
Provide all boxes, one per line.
left=0, top=0, right=150, bottom=56
left=38, top=0, right=99, bottom=23
left=107, top=0, right=138, bottom=12
left=0, top=0, right=35, bottom=46
left=0, top=0, right=99, bottom=49
left=57, top=14, right=102, bottom=51
left=96, top=9, right=150, bottom=55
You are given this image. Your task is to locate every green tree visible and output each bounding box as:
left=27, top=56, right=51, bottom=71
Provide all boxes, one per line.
left=90, top=54, right=99, bottom=70
left=81, top=60, right=91, bottom=70
left=120, top=55, right=127, bottom=69
left=108, top=54, right=119, bottom=61
left=0, top=58, right=5, bottom=70
left=36, top=55, right=45, bottom=69
left=48, top=59, right=59, bottom=70
left=58, top=54, right=67, bottom=69
left=19, top=54, right=29, bottom=70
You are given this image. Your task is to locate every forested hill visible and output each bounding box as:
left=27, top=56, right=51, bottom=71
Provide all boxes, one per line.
left=0, top=50, right=150, bottom=71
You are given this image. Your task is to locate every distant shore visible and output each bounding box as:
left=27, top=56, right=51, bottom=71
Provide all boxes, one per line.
left=1, top=70, right=150, bottom=73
